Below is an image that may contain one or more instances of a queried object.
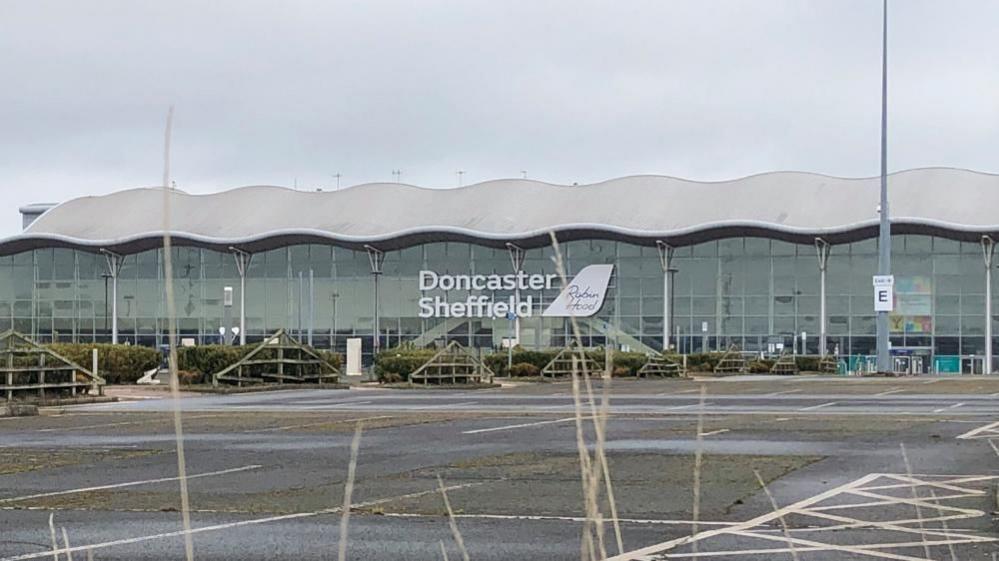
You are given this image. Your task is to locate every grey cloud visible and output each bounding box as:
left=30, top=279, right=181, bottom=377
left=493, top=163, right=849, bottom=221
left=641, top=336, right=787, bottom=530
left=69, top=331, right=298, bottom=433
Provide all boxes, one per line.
left=1, top=0, right=996, bottom=235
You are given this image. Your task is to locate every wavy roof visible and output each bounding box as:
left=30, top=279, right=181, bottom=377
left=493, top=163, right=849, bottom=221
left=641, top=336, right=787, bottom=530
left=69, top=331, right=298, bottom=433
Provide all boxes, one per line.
left=3, top=167, right=997, bottom=255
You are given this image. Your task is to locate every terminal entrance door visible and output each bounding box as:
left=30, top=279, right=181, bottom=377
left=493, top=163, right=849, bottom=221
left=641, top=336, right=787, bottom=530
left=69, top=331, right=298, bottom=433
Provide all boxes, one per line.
left=891, top=348, right=930, bottom=375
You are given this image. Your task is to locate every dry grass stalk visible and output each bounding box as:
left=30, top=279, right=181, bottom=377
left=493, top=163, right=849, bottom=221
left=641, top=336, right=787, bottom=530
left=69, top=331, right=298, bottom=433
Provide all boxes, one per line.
left=49, top=513, right=58, bottom=561
left=161, top=106, right=195, bottom=561
left=549, top=233, right=624, bottom=559
left=61, top=527, right=73, bottom=561
left=899, top=443, right=931, bottom=560
left=689, top=384, right=706, bottom=555
left=753, top=469, right=799, bottom=561
left=337, top=422, right=364, bottom=561
left=927, top=487, right=958, bottom=561
left=439, top=540, right=450, bottom=561
left=437, top=474, right=471, bottom=561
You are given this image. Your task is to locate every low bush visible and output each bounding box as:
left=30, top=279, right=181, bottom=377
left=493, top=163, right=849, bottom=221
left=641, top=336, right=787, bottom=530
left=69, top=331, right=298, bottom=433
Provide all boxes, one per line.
left=47, top=343, right=161, bottom=384
left=508, top=362, right=541, bottom=377
left=177, top=345, right=246, bottom=377
left=374, top=346, right=438, bottom=382
left=795, top=356, right=821, bottom=371
left=747, top=359, right=775, bottom=373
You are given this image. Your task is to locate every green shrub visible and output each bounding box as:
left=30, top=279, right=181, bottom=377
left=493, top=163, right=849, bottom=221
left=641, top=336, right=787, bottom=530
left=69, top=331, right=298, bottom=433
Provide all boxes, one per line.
left=374, top=346, right=438, bottom=382
left=315, top=349, right=342, bottom=370
left=795, top=356, right=821, bottom=372
left=508, top=362, right=541, bottom=377
left=485, top=348, right=560, bottom=377
left=606, top=351, right=648, bottom=376
left=47, top=343, right=161, bottom=384
left=611, top=366, right=631, bottom=377
left=685, top=352, right=725, bottom=372
left=747, top=359, right=775, bottom=373
left=177, top=345, right=246, bottom=377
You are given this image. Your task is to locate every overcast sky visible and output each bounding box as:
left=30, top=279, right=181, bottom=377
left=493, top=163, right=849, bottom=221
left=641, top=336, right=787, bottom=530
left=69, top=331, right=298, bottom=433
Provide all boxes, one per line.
left=1, top=0, right=997, bottom=235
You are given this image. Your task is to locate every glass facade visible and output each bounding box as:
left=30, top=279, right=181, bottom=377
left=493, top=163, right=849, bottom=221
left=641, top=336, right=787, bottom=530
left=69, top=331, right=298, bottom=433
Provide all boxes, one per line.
left=1, top=234, right=996, bottom=372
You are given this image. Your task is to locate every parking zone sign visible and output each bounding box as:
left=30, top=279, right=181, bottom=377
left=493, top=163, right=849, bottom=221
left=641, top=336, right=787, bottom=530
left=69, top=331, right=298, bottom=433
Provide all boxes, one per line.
left=873, top=275, right=894, bottom=312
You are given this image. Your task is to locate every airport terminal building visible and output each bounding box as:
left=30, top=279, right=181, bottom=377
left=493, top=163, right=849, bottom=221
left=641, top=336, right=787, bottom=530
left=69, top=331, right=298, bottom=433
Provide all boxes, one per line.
left=3, top=167, right=999, bottom=374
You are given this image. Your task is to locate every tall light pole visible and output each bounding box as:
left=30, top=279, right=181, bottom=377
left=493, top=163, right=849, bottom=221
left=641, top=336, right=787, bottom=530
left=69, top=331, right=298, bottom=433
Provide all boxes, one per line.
left=875, top=0, right=891, bottom=373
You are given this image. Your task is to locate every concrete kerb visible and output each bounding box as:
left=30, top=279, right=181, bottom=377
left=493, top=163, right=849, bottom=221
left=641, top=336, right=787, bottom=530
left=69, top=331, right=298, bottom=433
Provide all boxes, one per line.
left=0, top=404, right=39, bottom=417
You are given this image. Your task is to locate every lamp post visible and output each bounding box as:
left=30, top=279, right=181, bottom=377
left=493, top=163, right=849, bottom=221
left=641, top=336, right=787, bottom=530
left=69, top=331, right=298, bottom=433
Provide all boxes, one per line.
left=875, top=0, right=892, bottom=373
left=101, top=273, right=111, bottom=333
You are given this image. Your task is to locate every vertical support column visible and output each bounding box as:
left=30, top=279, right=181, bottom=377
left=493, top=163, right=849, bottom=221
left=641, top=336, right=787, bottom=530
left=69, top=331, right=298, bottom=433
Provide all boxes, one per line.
left=297, top=271, right=304, bottom=342
left=365, top=245, right=386, bottom=356
left=308, top=268, right=315, bottom=347
left=656, top=241, right=675, bottom=353
left=983, top=236, right=995, bottom=374
left=101, top=249, right=123, bottom=344
left=815, top=238, right=830, bottom=356
left=230, top=248, right=251, bottom=346
left=506, top=243, right=526, bottom=345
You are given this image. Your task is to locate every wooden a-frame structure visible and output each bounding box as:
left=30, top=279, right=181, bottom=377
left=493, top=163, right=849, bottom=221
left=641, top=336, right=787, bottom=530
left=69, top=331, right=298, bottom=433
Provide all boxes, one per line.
left=212, top=329, right=340, bottom=387
left=408, top=340, right=492, bottom=385
left=0, top=330, right=104, bottom=402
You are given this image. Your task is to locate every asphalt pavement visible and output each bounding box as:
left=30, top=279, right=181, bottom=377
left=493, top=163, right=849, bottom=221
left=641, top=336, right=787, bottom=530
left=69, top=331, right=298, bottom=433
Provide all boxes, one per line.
left=0, top=376, right=997, bottom=560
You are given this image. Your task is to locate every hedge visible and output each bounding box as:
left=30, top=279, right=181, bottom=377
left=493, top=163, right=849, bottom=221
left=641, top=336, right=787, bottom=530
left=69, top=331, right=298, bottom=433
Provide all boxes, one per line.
left=46, top=343, right=161, bottom=384
left=177, top=345, right=342, bottom=384
left=374, top=347, right=439, bottom=382
left=43, top=342, right=342, bottom=386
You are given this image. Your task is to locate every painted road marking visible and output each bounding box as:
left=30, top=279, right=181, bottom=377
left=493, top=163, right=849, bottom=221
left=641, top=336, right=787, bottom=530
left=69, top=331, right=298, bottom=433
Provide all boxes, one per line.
left=0, top=465, right=262, bottom=504
left=956, top=420, right=999, bottom=440
left=657, top=389, right=699, bottom=396
left=383, top=512, right=736, bottom=527
left=414, top=401, right=477, bottom=410
left=922, top=379, right=942, bottom=384
left=0, top=482, right=488, bottom=561
left=463, top=417, right=593, bottom=435
left=874, top=388, right=905, bottom=397
left=668, top=403, right=713, bottom=411
left=244, top=415, right=393, bottom=433
left=766, top=389, right=802, bottom=397
left=932, top=403, right=965, bottom=414
left=798, top=402, right=837, bottom=411
left=698, top=429, right=730, bottom=437
left=606, top=473, right=999, bottom=561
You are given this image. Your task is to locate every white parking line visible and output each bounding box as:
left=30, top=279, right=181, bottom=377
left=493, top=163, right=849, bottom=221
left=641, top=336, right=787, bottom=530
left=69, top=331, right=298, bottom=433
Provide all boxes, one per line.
left=463, top=417, right=594, bottom=435
left=0, top=465, right=262, bottom=504
left=932, top=403, right=965, bottom=414
left=766, top=389, right=802, bottom=397
left=668, top=403, right=712, bottom=411
left=699, top=429, right=730, bottom=437
left=874, top=388, right=905, bottom=397
left=0, top=482, right=487, bottom=561
left=922, top=379, right=941, bottom=384
left=414, top=401, right=477, bottom=410
left=798, top=402, right=837, bottom=412
left=383, top=512, right=736, bottom=527
left=657, top=389, right=699, bottom=396
left=956, top=420, right=999, bottom=440
left=245, top=415, right=392, bottom=433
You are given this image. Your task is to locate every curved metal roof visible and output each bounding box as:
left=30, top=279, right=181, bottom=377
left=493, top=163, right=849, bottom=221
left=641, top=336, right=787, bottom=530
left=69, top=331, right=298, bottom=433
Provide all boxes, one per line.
left=3, top=167, right=997, bottom=255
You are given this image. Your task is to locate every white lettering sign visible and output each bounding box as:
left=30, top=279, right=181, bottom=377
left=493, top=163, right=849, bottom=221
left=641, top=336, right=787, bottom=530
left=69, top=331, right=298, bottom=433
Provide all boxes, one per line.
left=542, top=265, right=614, bottom=318
left=873, top=275, right=894, bottom=312
left=874, top=275, right=895, bottom=312
left=416, top=266, right=613, bottom=319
